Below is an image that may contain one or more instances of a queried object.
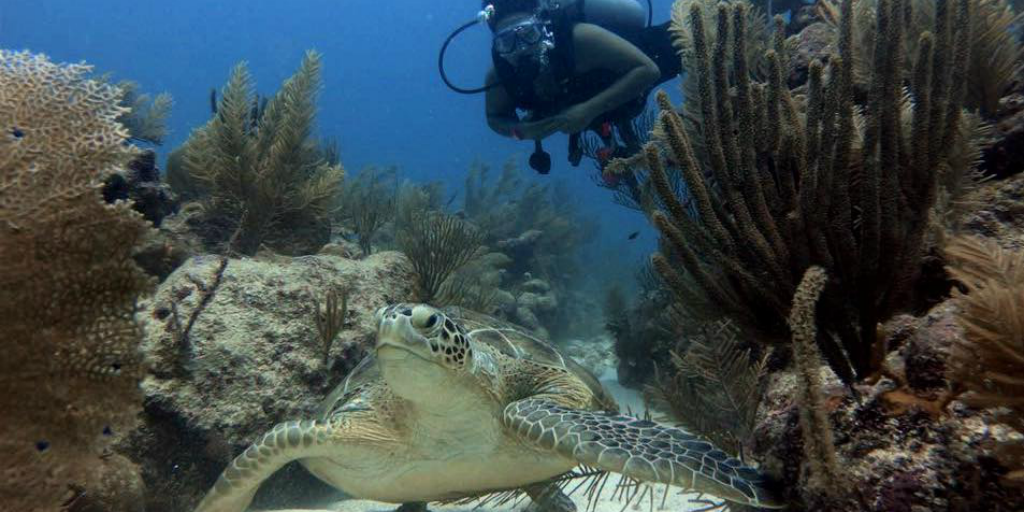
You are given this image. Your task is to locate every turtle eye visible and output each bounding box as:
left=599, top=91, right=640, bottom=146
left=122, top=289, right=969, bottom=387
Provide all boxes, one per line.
left=411, top=305, right=438, bottom=329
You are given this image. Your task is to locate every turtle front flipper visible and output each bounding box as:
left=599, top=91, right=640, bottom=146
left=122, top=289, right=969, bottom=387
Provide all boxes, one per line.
left=194, top=420, right=339, bottom=512
left=503, top=398, right=785, bottom=509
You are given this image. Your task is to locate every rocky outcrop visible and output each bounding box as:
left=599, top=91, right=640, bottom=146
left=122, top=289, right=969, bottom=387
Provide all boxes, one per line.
left=750, top=302, right=1024, bottom=511
left=119, top=251, right=416, bottom=511
left=787, top=23, right=835, bottom=89
left=980, top=93, right=1024, bottom=179
left=961, top=172, right=1024, bottom=250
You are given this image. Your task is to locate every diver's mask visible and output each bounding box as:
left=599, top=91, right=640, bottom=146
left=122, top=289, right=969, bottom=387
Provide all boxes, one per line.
left=493, top=17, right=555, bottom=66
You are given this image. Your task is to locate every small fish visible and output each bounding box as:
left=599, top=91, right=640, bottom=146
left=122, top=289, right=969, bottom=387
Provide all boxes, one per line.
left=446, top=192, right=458, bottom=208
left=627, top=231, right=640, bottom=240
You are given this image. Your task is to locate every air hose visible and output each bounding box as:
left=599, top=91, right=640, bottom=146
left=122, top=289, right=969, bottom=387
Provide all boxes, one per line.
left=439, top=6, right=502, bottom=94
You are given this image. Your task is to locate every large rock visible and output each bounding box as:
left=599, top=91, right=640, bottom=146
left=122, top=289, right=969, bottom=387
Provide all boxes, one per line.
left=120, top=251, right=416, bottom=511
left=786, top=23, right=836, bottom=89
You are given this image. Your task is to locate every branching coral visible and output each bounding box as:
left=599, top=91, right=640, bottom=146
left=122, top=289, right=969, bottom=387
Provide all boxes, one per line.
left=821, top=0, right=1024, bottom=118
left=0, top=50, right=154, bottom=511
left=944, top=236, right=1024, bottom=488
left=644, top=319, right=770, bottom=457
left=181, top=50, right=344, bottom=256
left=312, top=287, right=349, bottom=366
left=945, top=236, right=1024, bottom=408
left=640, top=0, right=978, bottom=382
left=397, top=212, right=484, bottom=305
left=463, top=160, right=597, bottom=286
left=116, top=80, right=173, bottom=145
left=336, top=166, right=397, bottom=255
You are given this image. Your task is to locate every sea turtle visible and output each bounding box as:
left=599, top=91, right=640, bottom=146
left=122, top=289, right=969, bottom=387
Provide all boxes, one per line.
left=194, top=303, right=783, bottom=512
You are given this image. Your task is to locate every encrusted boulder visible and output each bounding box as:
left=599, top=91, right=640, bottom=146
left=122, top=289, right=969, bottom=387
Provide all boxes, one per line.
left=787, top=23, right=836, bottom=89
left=120, top=251, right=416, bottom=511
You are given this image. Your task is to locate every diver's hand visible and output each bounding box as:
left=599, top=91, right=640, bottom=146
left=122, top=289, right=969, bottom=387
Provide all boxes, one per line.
left=553, top=103, right=596, bottom=134
left=515, top=118, right=562, bottom=141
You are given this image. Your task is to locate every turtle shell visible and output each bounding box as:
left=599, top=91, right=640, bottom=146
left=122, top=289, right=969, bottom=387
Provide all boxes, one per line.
left=318, top=307, right=617, bottom=420
left=446, top=307, right=618, bottom=412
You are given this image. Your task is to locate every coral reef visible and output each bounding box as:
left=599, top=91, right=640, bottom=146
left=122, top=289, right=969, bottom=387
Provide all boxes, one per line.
left=397, top=212, right=484, bottom=304
left=787, top=267, right=843, bottom=504
left=637, top=0, right=981, bottom=382
left=102, top=149, right=180, bottom=227
left=122, top=252, right=416, bottom=511
left=115, top=79, right=173, bottom=146
left=644, top=319, right=770, bottom=457
left=0, top=50, right=154, bottom=511
left=750, top=299, right=1024, bottom=511
left=177, top=51, right=344, bottom=256
left=979, top=92, right=1024, bottom=178
left=944, top=236, right=1024, bottom=486
left=461, top=160, right=597, bottom=338
left=820, top=0, right=1024, bottom=118
left=604, top=273, right=683, bottom=387
left=336, top=165, right=397, bottom=255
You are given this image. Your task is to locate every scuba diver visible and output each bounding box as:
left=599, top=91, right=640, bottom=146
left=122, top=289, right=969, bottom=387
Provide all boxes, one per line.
left=439, top=0, right=682, bottom=175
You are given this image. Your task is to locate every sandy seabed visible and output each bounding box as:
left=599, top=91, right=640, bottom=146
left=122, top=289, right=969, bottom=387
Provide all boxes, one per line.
left=265, top=376, right=713, bottom=512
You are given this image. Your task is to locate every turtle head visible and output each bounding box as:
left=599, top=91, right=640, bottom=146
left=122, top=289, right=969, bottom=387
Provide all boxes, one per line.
left=374, top=303, right=474, bottom=401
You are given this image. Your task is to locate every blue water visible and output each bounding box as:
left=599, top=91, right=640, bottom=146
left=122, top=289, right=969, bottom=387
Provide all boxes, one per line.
left=0, top=0, right=682, bottom=283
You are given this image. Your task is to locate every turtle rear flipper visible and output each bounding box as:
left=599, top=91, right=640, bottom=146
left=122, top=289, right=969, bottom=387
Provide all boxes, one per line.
left=503, top=398, right=785, bottom=509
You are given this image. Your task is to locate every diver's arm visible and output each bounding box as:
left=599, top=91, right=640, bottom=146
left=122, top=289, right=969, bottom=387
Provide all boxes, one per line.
left=570, top=23, right=660, bottom=121
left=485, top=69, right=522, bottom=138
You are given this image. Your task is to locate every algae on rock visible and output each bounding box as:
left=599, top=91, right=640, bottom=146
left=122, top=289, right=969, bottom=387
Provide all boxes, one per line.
left=180, top=50, right=344, bottom=256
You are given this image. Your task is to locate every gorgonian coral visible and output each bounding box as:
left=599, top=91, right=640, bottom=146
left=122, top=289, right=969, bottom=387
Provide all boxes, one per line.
left=0, top=50, right=154, bottom=510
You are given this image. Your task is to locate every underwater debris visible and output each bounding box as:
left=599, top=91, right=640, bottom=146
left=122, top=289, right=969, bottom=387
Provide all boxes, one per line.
left=177, top=50, right=344, bottom=256
left=0, top=49, right=154, bottom=511
left=640, top=0, right=980, bottom=383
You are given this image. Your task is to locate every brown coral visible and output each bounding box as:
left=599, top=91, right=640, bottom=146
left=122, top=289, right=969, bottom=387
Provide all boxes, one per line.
left=945, top=236, right=1024, bottom=409
left=0, top=50, right=154, bottom=510
left=641, top=0, right=978, bottom=382
left=788, top=267, right=843, bottom=501
left=181, top=51, right=344, bottom=256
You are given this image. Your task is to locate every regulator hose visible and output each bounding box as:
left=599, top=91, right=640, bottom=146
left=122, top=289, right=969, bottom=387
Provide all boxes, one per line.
left=439, top=17, right=502, bottom=94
